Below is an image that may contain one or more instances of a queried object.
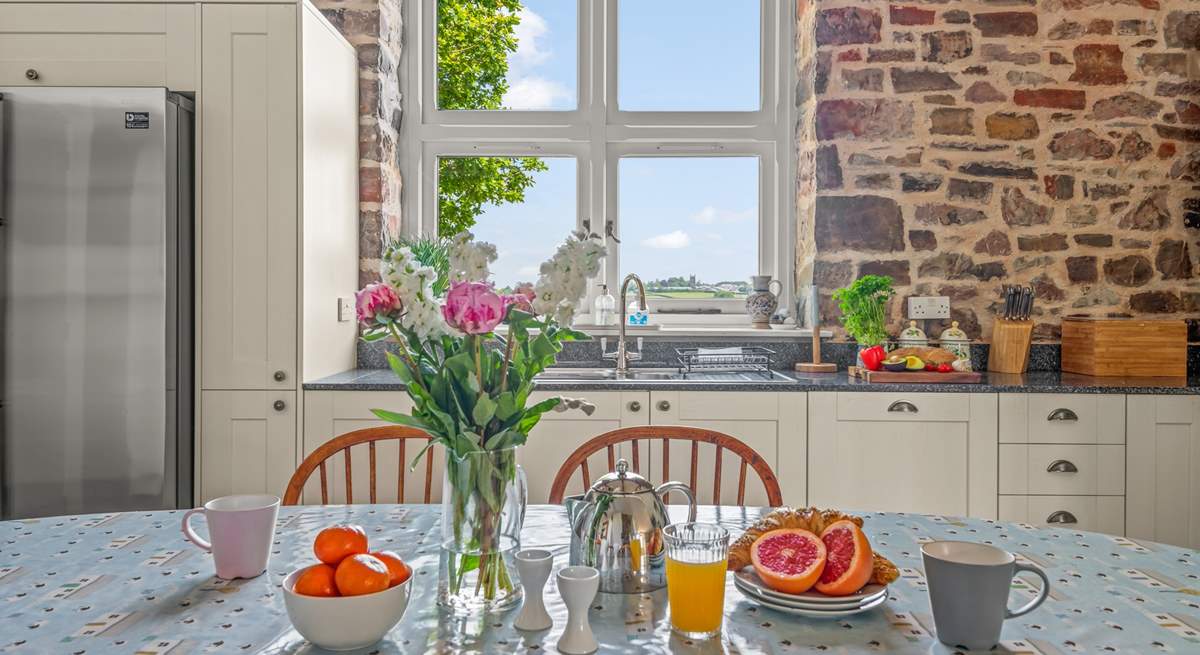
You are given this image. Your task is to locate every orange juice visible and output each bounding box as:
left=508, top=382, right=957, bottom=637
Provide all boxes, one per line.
left=665, top=556, right=727, bottom=636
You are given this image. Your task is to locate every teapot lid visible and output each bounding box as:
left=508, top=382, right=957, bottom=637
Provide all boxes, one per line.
left=588, top=459, right=655, bottom=495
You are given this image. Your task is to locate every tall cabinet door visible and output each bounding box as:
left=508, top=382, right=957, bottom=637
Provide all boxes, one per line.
left=200, top=3, right=298, bottom=389
left=200, top=391, right=296, bottom=502
left=1127, top=396, right=1200, bottom=549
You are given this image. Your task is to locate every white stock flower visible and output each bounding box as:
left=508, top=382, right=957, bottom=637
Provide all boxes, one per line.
left=533, top=229, right=606, bottom=324
left=381, top=246, right=453, bottom=339
left=447, top=232, right=498, bottom=283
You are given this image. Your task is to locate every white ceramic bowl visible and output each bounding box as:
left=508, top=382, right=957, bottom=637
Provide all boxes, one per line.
left=282, top=565, right=412, bottom=651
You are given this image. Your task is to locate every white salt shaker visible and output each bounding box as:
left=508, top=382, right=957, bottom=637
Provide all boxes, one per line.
left=513, top=549, right=554, bottom=631
left=556, top=565, right=599, bottom=655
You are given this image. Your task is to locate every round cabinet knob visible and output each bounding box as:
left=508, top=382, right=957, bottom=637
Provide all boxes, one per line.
left=273, top=370, right=287, bottom=382
left=657, top=400, right=671, bottom=411
left=25, top=69, right=39, bottom=81
left=628, top=401, right=641, bottom=412
left=273, top=400, right=286, bottom=412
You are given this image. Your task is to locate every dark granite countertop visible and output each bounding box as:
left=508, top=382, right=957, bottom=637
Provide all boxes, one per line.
left=305, top=367, right=1200, bottom=395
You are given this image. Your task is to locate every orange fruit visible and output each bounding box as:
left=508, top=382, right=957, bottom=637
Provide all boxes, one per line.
left=814, top=520, right=874, bottom=596
left=313, top=524, right=368, bottom=566
left=293, top=563, right=339, bottom=597
left=749, top=528, right=827, bottom=594
left=334, top=554, right=391, bottom=597
left=371, top=550, right=412, bottom=587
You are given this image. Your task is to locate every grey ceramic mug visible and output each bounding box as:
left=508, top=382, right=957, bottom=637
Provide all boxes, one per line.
left=922, top=541, right=1050, bottom=650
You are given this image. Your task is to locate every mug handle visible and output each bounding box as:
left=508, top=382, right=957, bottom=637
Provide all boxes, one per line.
left=1006, top=562, right=1050, bottom=619
left=181, top=508, right=212, bottom=552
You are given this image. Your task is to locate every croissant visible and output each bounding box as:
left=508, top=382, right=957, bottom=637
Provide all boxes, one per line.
left=727, top=507, right=900, bottom=586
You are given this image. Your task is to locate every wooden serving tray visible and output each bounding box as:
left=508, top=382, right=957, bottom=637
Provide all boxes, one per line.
left=848, top=366, right=983, bottom=384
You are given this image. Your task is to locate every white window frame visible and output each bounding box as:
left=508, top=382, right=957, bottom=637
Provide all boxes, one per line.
left=400, top=0, right=796, bottom=317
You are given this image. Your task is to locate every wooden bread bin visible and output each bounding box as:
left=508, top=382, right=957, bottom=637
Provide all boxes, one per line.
left=1061, top=317, right=1187, bottom=377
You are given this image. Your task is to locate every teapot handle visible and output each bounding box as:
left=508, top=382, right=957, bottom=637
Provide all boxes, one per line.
left=654, top=481, right=697, bottom=523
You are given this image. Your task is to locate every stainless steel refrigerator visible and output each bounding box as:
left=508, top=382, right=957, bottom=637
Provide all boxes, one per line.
left=0, top=87, right=193, bottom=519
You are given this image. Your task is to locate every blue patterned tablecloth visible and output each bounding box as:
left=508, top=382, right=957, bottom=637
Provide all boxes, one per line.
left=0, top=504, right=1198, bottom=654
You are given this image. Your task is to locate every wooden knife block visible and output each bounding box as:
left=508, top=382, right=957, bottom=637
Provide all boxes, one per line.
left=989, top=319, right=1033, bottom=374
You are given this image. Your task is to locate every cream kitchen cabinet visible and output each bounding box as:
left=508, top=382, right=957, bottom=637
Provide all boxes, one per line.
left=200, top=390, right=296, bottom=502
left=1127, top=395, right=1200, bottom=549
left=808, top=392, right=998, bottom=518
left=648, top=391, right=804, bottom=507
left=0, top=2, right=197, bottom=89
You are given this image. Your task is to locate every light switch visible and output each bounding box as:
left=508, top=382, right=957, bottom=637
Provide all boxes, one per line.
left=338, top=296, right=355, bottom=322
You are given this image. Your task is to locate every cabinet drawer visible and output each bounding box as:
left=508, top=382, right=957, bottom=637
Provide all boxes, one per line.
left=836, top=392, right=968, bottom=422
left=999, top=444, right=1125, bottom=495
left=1006, top=394, right=1124, bottom=444
left=999, top=495, right=1124, bottom=536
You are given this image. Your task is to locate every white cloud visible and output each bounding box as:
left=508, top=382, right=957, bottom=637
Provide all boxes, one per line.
left=516, top=265, right=540, bottom=279
left=509, top=9, right=550, bottom=73
left=690, top=206, right=755, bottom=225
left=503, top=76, right=573, bottom=110
left=640, top=230, right=692, bottom=249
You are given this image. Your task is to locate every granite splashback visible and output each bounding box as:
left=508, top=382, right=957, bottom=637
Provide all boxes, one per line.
left=356, top=338, right=1200, bottom=377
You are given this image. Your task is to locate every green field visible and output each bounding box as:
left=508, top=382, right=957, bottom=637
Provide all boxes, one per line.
left=646, top=290, right=745, bottom=299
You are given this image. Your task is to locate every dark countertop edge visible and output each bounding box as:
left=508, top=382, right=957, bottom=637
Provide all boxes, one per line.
left=305, top=369, right=1200, bottom=395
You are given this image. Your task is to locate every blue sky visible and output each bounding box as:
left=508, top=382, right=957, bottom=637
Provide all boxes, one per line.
left=447, top=0, right=761, bottom=289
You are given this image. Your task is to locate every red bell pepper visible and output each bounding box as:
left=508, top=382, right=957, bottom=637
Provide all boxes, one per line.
left=860, top=345, right=887, bottom=371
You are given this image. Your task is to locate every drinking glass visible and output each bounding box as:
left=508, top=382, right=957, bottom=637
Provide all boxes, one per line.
left=663, top=522, right=730, bottom=640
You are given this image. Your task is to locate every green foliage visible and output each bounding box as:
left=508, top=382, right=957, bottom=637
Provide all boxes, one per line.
left=831, top=275, right=894, bottom=346
left=436, top=0, right=547, bottom=236
left=393, top=235, right=451, bottom=296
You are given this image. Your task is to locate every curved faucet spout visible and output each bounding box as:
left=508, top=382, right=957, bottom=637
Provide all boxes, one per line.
left=612, top=274, right=647, bottom=374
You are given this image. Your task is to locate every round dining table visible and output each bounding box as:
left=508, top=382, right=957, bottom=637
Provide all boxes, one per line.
left=1, top=504, right=1198, bottom=654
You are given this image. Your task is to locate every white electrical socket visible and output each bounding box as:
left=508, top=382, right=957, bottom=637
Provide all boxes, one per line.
left=337, top=296, right=355, bottom=322
left=908, top=296, right=950, bottom=320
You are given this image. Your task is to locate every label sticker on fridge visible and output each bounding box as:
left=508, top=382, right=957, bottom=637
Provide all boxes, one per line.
left=125, top=112, right=150, bottom=129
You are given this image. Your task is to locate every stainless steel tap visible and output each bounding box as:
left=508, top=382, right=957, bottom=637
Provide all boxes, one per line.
left=604, top=273, right=646, bottom=374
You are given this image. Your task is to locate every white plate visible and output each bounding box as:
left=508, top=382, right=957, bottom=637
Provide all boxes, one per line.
left=739, top=588, right=888, bottom=618
left=733, top=568, right=887, bottom=605
left=732, top=577, right=886, bottom=611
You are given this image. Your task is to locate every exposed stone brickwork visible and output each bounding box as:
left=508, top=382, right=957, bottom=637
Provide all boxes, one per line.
left=806, top=1, right=1200, bottom=341
left=314, top=0, right=403, bottom=286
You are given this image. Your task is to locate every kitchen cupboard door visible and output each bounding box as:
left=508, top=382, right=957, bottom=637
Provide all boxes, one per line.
left=301, top=391, right=443, bottom=505
left=521, top=391, right=650, bottom=504
left=646, top=391, right=798, bottom=508
left=1126, top=396, right=1200, bottom=549
left=200, top=390, right=296, bottom=503
left=808, top=392, right=998, bottom=518
left=0, top=3, right=197, bottom=89
left=200, top=3, right=299, bottom=390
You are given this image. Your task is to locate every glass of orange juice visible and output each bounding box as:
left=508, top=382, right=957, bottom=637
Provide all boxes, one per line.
left=663, top=522, right=730, bottom=640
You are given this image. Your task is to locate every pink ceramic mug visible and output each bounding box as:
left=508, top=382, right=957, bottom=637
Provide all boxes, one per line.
left=182, top=494, right=280, bottom=579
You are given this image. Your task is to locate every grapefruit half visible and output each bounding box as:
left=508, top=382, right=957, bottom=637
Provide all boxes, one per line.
left=749, top=528, right=827, bottom=594
left=814, top=520, right=874, bottom=596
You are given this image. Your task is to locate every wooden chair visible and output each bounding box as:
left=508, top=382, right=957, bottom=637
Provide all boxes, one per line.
left=282, top=426, right=436, bottom=505
left=547, top=426, right=783, bottom=507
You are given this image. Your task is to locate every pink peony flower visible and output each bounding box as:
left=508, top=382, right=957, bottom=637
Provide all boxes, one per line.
left=442, top=281, right=506, bottom=334
left=355, top=282, right=403, bottom=325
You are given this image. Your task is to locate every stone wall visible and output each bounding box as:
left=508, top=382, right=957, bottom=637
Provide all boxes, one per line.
left=806, top=1, right=1200, bottom=342
left=313, top=0, right=403, bottom=287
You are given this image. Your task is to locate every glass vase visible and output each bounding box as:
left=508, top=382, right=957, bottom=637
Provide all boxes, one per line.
left=438, top=446, right=527, bottom=615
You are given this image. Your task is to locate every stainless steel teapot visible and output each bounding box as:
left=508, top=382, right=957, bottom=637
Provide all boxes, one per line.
left=564, top=459, right=697, bottom=593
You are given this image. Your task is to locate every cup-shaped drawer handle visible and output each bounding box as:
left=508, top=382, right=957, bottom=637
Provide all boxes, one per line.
left=887, top=400, right=918, bottom=413
left=1047, top=408, right=1079, bottom=422
left=1046, top=510, right=1078, bottom=524
left=1046, top=459, right=1079, bottom=474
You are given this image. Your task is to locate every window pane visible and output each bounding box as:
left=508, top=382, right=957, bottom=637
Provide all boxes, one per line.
left=619, top=157, right=758, bottom=299
left=618, top=0, right=760, bottom=112
left=437, top=156, right=576, bottom=291
left=436, top=0, right=577, bottom=111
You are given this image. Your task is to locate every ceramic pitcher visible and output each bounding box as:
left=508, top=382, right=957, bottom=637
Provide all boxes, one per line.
left=746, top=275, right=782, bottom=329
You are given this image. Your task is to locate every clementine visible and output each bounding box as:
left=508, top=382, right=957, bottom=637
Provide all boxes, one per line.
left=293, top=563, right=339, bottom=597
left=371, top=550, right=412, bottom=587
left=813, top=520, right=873, bottom=596
left=313, top=524, right=368, bottom=566
left=334, top=553, right=391, bottom=597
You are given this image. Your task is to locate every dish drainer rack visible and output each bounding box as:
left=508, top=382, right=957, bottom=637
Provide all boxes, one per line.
left=675, top=347, right=776, bottom=375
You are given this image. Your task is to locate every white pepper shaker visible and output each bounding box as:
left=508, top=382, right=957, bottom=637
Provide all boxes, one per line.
left=513, top=549, right=554, bottom=631
left=556, top=565, right=599, bottom=655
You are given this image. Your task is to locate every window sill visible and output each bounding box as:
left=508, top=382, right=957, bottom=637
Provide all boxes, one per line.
left=571, top=324, right=832, bottom=339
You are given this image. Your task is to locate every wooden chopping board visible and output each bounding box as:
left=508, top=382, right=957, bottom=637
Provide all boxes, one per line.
left=848, top=366, right=983, bottom=384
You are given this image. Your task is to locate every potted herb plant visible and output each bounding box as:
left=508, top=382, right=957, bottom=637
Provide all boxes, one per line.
left=831, top=275, right=895, bottom=365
